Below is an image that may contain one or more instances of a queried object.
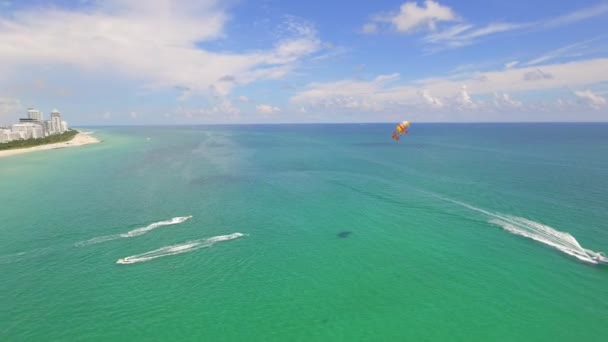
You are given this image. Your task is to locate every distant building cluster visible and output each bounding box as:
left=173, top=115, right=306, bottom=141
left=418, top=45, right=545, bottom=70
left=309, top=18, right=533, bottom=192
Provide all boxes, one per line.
left=0, top=108, right=69, bottom=143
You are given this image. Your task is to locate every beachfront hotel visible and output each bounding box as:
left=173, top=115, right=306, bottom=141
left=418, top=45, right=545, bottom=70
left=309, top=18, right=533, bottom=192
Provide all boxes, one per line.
left=0, top=108, right=69, bottom=143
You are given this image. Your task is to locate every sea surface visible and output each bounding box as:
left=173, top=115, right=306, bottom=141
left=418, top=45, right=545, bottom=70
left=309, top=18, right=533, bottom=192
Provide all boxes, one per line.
left=1, top=123, right=607, bottom=341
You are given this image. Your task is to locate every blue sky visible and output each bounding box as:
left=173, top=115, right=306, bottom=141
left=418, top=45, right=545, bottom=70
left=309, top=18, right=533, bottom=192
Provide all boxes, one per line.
left=0, top=0, right=607, bottom=125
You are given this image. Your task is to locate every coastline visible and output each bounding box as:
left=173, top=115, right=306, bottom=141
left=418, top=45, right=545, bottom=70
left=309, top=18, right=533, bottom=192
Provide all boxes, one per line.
left=0, top=131, right=101, bottom=159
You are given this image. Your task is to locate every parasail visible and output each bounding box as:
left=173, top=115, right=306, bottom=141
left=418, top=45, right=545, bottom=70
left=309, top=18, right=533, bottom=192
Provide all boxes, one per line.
left=391, top=121, right=410, bottom=141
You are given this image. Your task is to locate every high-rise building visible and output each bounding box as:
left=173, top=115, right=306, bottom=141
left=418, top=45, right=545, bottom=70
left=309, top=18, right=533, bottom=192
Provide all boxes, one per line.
left=50, top=109, right=63, bottom=133
left=43, top=120, right=53, bottom=136
left=27, top=108, right=42, bottom=121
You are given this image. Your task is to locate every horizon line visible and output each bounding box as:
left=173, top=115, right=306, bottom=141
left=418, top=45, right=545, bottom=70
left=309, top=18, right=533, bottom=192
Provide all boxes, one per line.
left=71, top=121, right=608, bottom=127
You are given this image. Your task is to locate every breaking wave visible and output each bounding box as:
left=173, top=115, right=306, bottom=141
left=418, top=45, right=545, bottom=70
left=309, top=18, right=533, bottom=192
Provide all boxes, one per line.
left=430, top=193, right=603, bottom=264
left=75, top=216, right=193, bottom=246
left=116, top=232, right=244, bottom=265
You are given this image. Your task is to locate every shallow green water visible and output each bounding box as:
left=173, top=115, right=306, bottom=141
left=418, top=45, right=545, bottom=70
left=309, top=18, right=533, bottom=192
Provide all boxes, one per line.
left=1, top=124, right=607, bottom=341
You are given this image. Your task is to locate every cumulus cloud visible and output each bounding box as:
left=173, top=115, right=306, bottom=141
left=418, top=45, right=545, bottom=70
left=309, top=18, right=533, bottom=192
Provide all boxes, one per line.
left=0, top=1, right=323, bottom=98
left=574, top=90, right=607, bottom=109
left=455, top=85, right=476, bottom=108
left=365, top=1, right=457, bottom=34
left=419, top=89, right=443, bottom=108
left=493, top=92, right=522, bottom=108
left=175, top=97, right=241, bottom=121
left=211, top=98, right=241, bottom=117
left=291, top=58, right=608, bottom=115
left=256, top=104, right=281, bottom=115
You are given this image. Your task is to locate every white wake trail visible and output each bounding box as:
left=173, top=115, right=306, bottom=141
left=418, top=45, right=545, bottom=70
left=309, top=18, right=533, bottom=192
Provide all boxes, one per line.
left=120, top=216, right=193, bottom=237
left=75, top=216, right=193, bottom=246
left=116, top=232, right=245, bottom=265
left=429, top=193, right=602, bottom=264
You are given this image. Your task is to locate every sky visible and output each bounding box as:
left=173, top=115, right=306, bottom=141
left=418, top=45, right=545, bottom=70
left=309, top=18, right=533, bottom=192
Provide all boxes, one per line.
left=1, top=0, right=607, bottom=125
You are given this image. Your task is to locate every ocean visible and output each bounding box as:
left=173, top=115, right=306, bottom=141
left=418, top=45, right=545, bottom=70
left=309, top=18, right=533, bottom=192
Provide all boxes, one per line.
left=1, top=123, right=607, bottom=341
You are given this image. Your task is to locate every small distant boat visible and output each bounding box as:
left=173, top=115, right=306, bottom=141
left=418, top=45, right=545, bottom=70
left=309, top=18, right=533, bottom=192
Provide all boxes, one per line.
left=146, top=137, right=152, bottom=141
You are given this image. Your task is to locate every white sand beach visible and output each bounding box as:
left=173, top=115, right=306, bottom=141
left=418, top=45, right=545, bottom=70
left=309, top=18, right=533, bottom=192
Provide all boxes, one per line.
left=0, top=131, right=101, bottom=159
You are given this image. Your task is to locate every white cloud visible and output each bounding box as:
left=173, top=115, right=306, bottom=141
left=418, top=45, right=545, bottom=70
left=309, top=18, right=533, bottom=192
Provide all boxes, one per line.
left=523, top=68, right=553, bottom=81
left=102, top=112, right=112, bottom=120
left=422, top=3, right=608, bottom=51
left=574, top=89, right=607, bottom=109
left=541, top=3, right=608, bottom=29
left=493, top=92, right=522, bottom=108
left=505, top=61, right=519, bottom=69
left=292, top=58, right=608, bottom=115
left=256, top=104, right=281, bottom=115
left=419, top=89, right=443, bottom=108
left=130, top=111, right=138, bottom=119
left=362, top=23, right=377, bottom=34
left=175, top=97, right=241, bottom=121
left=237, top=95, right=251, bottom=103
left=0, top=1, right=323, bottom=98
left=366, top=1, right=457, bottom=34
left=205, top=98, right=241, bottom=117
left=374, top=73, right=401, bottom=84
left=455, top=85, right=476, bottom=108
left=525, top=37, right=603, bottom=66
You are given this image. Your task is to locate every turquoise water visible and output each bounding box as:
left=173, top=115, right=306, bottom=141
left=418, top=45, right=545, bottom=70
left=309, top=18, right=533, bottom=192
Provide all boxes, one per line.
left=1, top=124, right=607, bottom=341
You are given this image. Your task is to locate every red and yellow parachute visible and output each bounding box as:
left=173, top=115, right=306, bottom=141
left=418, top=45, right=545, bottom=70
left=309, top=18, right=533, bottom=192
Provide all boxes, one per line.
left=391, top=121, right=410, bottom=141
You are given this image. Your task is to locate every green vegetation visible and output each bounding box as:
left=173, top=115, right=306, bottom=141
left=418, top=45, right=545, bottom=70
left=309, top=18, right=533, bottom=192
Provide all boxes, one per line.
left=0, top=129, right=79, bottom=151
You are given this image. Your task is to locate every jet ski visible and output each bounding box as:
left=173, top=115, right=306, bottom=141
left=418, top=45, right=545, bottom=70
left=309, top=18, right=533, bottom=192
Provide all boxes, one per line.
left=593, top=252, right=608, bottom=264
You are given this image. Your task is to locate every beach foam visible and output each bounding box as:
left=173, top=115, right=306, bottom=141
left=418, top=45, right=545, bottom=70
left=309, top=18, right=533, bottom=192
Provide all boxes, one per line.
left=116, top=232, right=244, bottom=265
left=75, top=216, right=192, bottom=246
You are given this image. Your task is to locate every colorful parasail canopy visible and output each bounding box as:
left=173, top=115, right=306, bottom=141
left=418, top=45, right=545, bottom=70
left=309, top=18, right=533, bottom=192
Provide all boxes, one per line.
left=392, top=121, right=410, bottom=141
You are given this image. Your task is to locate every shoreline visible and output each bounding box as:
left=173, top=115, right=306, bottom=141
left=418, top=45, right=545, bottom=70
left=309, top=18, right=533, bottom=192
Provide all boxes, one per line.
left=0, top=131, right=101, bottom=159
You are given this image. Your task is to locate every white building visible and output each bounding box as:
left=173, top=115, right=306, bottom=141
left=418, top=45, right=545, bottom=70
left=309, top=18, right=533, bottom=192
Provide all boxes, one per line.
left=27, top=108, right=43, bottom=121
left=11, top=123, right=44, bottom=139
left=43, top=120, right=53, bottom=136
left=10, top=131, right=26, bottom=141
left=50, top=109, right=64, bottom=134
left=61, top=121, right=68, bottom=132
left=0, top=129, right=11, bottom=143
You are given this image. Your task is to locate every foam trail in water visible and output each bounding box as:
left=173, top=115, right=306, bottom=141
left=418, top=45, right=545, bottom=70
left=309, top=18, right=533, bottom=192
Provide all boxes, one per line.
left=119, top=216, right=193, bottom=237
left=75, top=216, right=193, bottom=246
left=116, top=232, right=244, bottom=265
left=427, top=192, right=601, bottom=264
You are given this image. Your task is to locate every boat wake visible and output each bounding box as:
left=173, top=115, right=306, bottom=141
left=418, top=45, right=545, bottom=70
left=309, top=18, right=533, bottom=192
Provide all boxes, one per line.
left=430, top=193, right=605, bottom=264
left=75, top=216, right=193, bottom=246
left=116, top=232, right=245, bottom=265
